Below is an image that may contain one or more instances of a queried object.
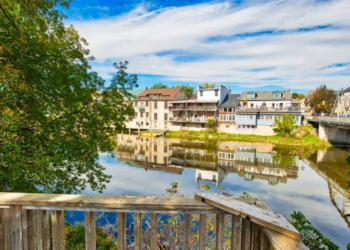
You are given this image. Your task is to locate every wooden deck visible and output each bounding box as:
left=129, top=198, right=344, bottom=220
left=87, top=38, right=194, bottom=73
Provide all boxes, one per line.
left=0, top=192, right=308, bottom=250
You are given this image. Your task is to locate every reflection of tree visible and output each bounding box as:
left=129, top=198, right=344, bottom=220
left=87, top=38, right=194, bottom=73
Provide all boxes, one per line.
left=271, top=146, right=298, bottom=168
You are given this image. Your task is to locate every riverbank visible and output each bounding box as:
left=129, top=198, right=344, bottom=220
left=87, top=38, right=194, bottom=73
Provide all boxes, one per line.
left=165, top=130, right=331, bottom=147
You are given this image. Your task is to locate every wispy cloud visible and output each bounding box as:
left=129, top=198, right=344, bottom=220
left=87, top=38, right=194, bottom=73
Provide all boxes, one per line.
left=71, top=0, right=350, bottom=90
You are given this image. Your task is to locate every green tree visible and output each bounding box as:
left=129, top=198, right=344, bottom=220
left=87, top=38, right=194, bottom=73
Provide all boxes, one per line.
left=292, top=93, right=306, bottom=99
left=150, top=83, right=167, bottom=89
left=308, top=85, right=337, bottom=113
left=175, top=84, right=194, bottom=98
left=273, top=114, right=296, bottom=137
left=298, top=93, right=306, bottom=99
left=203, top=82, right=216, bottom=88
left=0, top=0, right=137, bottom=193
left=292, top=93, right=299, bottom=99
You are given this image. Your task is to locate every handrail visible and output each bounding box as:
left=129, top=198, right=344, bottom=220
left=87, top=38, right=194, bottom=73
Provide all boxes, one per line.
left=0, top=192, right=308, bottom=250
left=306, top=115, right=350, bottom=124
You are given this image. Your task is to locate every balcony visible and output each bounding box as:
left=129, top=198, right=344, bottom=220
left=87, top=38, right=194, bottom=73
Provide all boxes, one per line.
left=236, top=106, right=306, bottom=113
left=137, top=105, right=145, bottom=109
left=169, top=117, right=211, bottom=123
left=169, top=106, right=186, bottom=110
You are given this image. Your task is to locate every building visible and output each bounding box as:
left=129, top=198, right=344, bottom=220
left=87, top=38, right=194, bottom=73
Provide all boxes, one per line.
left=332, top=87, right=350, bottom=116
left=232, top=90, right=303, bottom=135
left=218, top=94, right=241, bottom=133
left=168, top=85, right=231, bottom=130
left=125, top=88, right=188, bottom=130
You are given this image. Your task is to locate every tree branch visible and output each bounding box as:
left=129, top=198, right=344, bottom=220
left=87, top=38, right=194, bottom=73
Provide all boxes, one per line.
left=0, top=3, right=19, bottom=32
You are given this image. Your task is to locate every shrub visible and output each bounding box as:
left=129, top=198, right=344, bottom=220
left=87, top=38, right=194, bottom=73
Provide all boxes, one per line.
left=206, top=117, right=217, bottom=134
left=273, top=114, right=296, bottom=137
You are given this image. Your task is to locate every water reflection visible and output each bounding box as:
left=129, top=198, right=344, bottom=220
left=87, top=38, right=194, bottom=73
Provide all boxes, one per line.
left=106, top=134, right=350, bottom=248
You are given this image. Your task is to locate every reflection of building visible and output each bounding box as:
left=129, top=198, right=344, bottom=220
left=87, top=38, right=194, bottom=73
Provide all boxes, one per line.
left=115, top=135, right=300, bottom=186
left=115, top=134, right=183, bottom=175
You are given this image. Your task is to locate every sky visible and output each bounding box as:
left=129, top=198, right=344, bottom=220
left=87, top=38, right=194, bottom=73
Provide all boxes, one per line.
left=62, top=0, right=350, bottom=94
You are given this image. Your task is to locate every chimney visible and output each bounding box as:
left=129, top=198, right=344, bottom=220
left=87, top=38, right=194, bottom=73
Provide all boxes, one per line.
left=145, top=87, right=148, bottom=90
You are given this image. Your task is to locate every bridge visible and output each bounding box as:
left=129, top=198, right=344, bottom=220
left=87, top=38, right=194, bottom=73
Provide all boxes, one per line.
left=306, top=116, right=350, bottom=145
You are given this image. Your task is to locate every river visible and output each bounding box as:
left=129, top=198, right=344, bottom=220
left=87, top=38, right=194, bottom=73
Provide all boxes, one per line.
left=82, top=134, right=350, bottom=248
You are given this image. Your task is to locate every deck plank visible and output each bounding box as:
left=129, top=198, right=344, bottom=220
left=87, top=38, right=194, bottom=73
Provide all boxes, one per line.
left=195, top=193, right=300, bottom=240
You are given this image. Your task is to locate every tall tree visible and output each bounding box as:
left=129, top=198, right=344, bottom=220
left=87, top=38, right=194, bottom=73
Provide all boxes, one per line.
left=150, top=83, right=167, bottom=89
left=175, top=84, right=194, bottom=98
left=292, top=93, right=306, bottom=99
left=308, top=85, right=336, bottom=113
left=0, top=0, right=138, bottom=193
left=203, top=82, right=216, bottom=88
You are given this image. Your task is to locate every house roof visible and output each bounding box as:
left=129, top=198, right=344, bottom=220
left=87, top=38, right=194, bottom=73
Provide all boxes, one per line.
left=240, top=90, right=292, bottom=101
left=220, top=94, right=241, bottom=108
left=339, top=87, right=350, bottom=95
left=135, top=88, right=184, bottom=101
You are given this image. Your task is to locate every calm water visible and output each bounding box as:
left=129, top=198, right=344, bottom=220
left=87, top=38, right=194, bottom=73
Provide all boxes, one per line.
left=83, top=134, right=350, bottom=249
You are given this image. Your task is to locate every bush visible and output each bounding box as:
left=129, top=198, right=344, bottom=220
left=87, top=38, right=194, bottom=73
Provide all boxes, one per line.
left=294, top=124, right=316, bottom=139
left=273, top=114, right=296, bottom=137
left=206, top=117, right=217, bottom=134
left=289, top=211, right=339, bottom=250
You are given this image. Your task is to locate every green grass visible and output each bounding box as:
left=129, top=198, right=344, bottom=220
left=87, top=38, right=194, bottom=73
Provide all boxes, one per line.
left=165, top=131, right=330, bottom=147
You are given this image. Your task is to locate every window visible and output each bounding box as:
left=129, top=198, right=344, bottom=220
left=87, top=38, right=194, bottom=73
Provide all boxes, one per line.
left=135, top=112, right=138, bottom=117
left=164, top=146, right=168, bottom=153
left=146, top=112, right=149, bottom=118
left=153, top=156, right=157, bottom=163
left=135, top=101, right=137, bottom=107
left=215, top=90, right=218, bottom=96
left=154, top=144, right=157, bottom=151
left=200, top=91, right=203, bottom=97
left=247, top=92, right=256, bottom=99
left=239, top=115, right=253, bottom=119
left=145, top=156, right=149, bottom=162
left=164, top=113, right=168, bottom=121
left=228, top=108, right=232, bottom=112
left=224, top=108, right=227, bottom=112
left=146, top=101, right=148, bottom=107
left=154, top=113, right=158, bottom=120
left=140, top=112, right=144, bottom=118
left=164, top=157, right=167, bottom=164
left=273, top=91, right=282, bottom=99
left=237, top=124, right=256, bottom=129
left=146, top=122, right=149, bottom=126
left=154, top=101, right=158, bottom=109
left=164, top=101, right=168, bottom=109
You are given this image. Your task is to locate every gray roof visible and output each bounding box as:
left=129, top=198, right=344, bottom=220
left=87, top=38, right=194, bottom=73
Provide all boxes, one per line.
left=339, top=87, right=350, bottom=95
left=169, top=99, right=218, bottom=104
left=220, top=94, right=241, bottom=108
left=240, top=90, right=292, bottom=101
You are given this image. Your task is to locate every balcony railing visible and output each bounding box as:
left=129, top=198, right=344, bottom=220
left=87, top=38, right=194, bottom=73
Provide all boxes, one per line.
left=236, top=106, right=306, bottom=112
left=170, top=106, right=217, bottom=111
left=0, top=192, right=306, bottom=250
left=306, top=115, right=350, bottom=124
left=169, top=117, right=210, bottom=123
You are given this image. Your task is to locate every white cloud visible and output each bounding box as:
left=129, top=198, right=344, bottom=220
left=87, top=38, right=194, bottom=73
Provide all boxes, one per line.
left=71, top=0, right=350, bottom=90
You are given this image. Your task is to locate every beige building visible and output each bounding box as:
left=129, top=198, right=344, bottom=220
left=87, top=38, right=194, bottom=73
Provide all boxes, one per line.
left=125, top=88, right=188, bottom=130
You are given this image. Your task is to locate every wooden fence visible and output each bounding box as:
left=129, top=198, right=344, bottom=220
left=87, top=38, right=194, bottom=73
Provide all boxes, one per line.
left=0, top=192, right=308, bottom=250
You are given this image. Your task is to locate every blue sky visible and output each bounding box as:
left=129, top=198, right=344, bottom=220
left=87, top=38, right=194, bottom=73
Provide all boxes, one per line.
left=62, top=0, right=350, bottom=94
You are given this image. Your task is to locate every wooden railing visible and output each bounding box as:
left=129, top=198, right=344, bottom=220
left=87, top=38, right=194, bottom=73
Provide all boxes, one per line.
left=0, top=192, right=308, bottom=250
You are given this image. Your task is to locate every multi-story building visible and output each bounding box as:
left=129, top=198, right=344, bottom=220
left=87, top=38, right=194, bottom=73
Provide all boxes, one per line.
left=218, top=94, right=241, bottom=133
left=125, top=88, right=188, bottom=130
left=333, top=87, right=350, bottom=116
left=232, top=90, right=304, bottom=135
left=169, top=85, right=231, bottom=130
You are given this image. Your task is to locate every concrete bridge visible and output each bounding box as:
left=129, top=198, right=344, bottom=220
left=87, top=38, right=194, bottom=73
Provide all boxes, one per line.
left=306, top=116, right=350, bottom=145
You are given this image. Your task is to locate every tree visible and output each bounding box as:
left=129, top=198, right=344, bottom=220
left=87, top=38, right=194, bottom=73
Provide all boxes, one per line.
left=0, top=0, right=138, bottom=193
left=292, top=93, right=306, bottom=99
left=308, top=85, right=337, bottom=113
left=150, top=83, right=167, bottom=89
left=203, top=82, right=216, bottom=88
left=175, top=84, right=194, bottom=98
left=206, top=118, right=217, bottom=134
left=273, top=114, right=296, bottom=137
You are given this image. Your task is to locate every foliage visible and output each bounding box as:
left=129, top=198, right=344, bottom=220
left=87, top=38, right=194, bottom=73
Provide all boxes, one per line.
left=290, top=211, right=339, bottom=250
left=292, top=93, right=306, bottom=99
left=308, top=85, right=337, bottom=113
left=273, top=114, right=296, bottom=137
left=203, top=82, right=216, bottom=88
left=293, top=124, right=316, bottom=139
left=175, top=84, right=195, bottom=98
left=64, top=222, right=116, bottom=250
left=150, top=83, right=167, bottom=89
left=0, top=0, right=138, bottom=192
left=206, top=118, right=217, bottom=134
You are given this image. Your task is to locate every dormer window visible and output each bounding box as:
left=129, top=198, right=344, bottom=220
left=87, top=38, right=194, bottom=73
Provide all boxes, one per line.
left=247, top=92, right=256, bottom=99
left=273, top=91, right=282, bottom=99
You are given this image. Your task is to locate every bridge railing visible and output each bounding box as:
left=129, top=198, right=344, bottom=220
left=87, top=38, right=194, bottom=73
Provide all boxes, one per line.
left=0, top=192, right=307, bottom=250
left=306, top=115, right=350, bottom=124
